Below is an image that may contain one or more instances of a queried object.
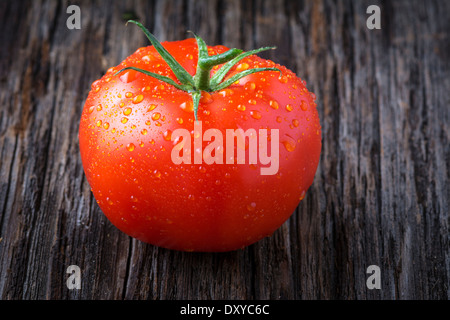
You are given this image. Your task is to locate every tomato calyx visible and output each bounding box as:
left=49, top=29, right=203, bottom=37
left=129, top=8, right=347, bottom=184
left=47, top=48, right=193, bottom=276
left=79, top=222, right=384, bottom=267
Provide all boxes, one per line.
left=114, top=20, right=281, bottom=120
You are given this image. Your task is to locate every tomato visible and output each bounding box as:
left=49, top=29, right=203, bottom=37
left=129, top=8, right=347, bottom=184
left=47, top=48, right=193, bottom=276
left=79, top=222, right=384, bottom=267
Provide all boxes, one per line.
left=79, top=21, right=321, bottom=252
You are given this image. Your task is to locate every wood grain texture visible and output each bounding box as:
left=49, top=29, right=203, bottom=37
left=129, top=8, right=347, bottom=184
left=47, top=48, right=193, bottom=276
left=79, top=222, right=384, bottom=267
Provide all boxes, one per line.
left=0, top=0, right=448, bottom=300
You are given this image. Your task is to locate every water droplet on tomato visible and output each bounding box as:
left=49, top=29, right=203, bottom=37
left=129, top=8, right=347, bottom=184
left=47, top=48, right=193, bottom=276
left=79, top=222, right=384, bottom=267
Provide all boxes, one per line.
left=147, top=104, right=157, bottom=112
left=285, top=104, right=293, bottom=112
left=176, top=117, right=183, bottom=124
left=125, top=92, right=133, bottom=98
left=279, top=75, right=288, bottom=83
left=250, top=110, right=262, bottom=120
left=200, top=92, right=213, bottom=104
left=269, top=100, right=279, bottom=109
left=300, top=100, right=308, bottom=111
left=218, top=88, right=234, bottom=97
left=121, top=117, right=128, bottom=124
left=123, top=107, right=132, bottom=116
left=163, top=130, right=172, bottom=141
left=127, top=143, right=135, bottom=151
left=179, top=100, right=194, bottom=113
left=281, top=135, right=296, bottom=152
left=152, top=112, right=161, bottom=120
left=244, top=82, right=256, bottom=91
left=237, top=104, right=246, bottom=111
left=91, top=80, right=101, bottom=89
left=88, top=106, right=95, bottom=114
left=292, top=119, right=299, bottom=127
left=96, top=104, right=102, bottom=111
left=141, top=129, right=148, bottom=135
left=248, top=99, right=257, bottom=105
left=236, top=62, right=249, bottom=71
left=132, top=94, right=144, bottom=104
left=96, top=120, right=102, bottom=127
left=131, top=195, right=138, bottom=202
left=247, top=202, right=256, bottom=211
left=120, top=70, right=138, bottom=83
left=103, top=122, right=110, bottom=130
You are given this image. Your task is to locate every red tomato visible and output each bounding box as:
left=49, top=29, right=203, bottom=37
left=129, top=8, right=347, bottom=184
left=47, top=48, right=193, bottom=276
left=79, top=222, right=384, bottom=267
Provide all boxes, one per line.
left=79, top=21, right=321, bottom=252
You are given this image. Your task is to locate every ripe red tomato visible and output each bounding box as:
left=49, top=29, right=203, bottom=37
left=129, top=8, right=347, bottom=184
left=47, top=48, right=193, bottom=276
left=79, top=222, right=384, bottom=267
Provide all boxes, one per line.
left=79, top=21, right=321, bottom=252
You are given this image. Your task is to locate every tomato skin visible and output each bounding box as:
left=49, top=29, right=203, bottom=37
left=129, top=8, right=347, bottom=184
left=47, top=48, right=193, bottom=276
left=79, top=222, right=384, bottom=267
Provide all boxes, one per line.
left=79, top=38, right=321, bottom=252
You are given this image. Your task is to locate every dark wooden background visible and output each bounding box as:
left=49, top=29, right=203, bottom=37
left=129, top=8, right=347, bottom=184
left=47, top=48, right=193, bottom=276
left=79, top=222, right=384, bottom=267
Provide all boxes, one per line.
left=0, top=0, right=448, bottom=300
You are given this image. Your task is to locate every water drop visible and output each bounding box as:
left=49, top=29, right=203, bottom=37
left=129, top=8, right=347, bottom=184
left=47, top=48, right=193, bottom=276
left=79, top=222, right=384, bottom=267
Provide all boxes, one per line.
left=123, top=107, right=132, bottom=116
left=236, top=62, right=249, bottom=71
left=244, top=82, right=256, bottom=91
left=147, top=104, right=157, bottom=112
left=133, top=94, right=144, bottom=104
left=300, top=100, right=308, bottom=111
left=152, top=112, right=161, bottom=120
left=141, top=129, right=148, bottom=135
left=250, top=110, right=262, bottom=120
left=282, top=141, right=295, bottom=152
left=163, top=130, right=172, bottom=141
left=127, top=143, right=135, bottom=151
left=269, top=100, right=279, bottom=110
left=285, top=104, right=293, bottom=112
left=120, top=70, right=138, bottom=83
left=292, top=119, right=299, bottom=127
left=96, top=120, right=102, bottom=127
left=200, top=92, right=213, bottom=104
left=180, top=100, right=194, bottom=113
left=125, top=92, right=133, bottom=98
left=121, top=117, right=128, bottom=124
left=103, top=122, right=110, bottom=130
left=279, top=75, right=288, bottom=83
left=237, top=104, right=246, bottom=111
left=247, top=202, right=256, bottom=211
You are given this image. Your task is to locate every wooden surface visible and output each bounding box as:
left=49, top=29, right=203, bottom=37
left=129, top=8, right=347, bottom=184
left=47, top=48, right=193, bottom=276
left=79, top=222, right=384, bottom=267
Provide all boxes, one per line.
left=0, top=0, right=449, bottom=300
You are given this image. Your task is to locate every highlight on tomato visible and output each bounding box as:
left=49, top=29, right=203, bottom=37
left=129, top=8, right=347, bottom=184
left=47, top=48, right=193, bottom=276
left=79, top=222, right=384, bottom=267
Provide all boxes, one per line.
left=79, top=20, right=321, bottom=252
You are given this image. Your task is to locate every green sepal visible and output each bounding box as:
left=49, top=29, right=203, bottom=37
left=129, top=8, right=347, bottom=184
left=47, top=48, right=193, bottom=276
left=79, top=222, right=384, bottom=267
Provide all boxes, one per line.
left=126, top=20, right=195, bottom=87
left=114, top=67, right=192, bottom=91
left=213, top=67, right=281, bottom=91
left=190, top=90, right=202, bottom=122
left=209, top=47, right=276, bottom=88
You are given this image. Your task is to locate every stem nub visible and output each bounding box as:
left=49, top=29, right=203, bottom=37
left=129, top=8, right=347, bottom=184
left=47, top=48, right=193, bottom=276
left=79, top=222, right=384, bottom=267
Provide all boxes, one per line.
left=115, top=20, right=281, bottom=121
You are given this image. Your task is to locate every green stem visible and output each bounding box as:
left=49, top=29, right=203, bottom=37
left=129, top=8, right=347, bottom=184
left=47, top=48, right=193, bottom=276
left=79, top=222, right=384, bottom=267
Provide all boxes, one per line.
left=114, top=20, right=282, bottom=121
left=194, top=48, right=243, bottom=91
